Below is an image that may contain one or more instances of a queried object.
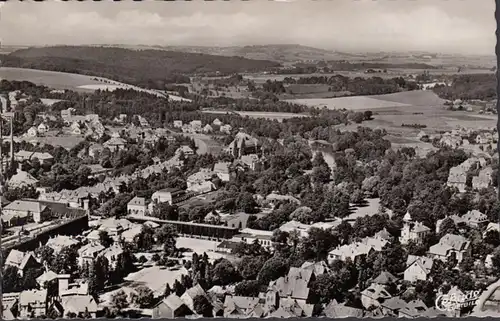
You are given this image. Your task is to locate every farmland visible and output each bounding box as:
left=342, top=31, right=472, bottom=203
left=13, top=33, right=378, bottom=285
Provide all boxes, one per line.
left=0, top=67, right=190, bottom=101
left=202, top=110, right=309, bottom=122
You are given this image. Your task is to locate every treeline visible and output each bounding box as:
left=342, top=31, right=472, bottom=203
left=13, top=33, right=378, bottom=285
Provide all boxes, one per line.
left=432, top=74, right=496, bottom=101
left=275, top=75, right=419, bottom=96
left=274, top=61, right=436, bottom=74
left=2, top=46, right=280, bottom=90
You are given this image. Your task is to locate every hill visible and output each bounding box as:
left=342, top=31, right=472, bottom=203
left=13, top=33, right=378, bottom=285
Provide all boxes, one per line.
left=1, top=46, right=281, bottom=90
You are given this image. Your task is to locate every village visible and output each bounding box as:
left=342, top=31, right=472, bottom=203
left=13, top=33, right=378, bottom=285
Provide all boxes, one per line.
left=0, top=74, right=500, bottom=320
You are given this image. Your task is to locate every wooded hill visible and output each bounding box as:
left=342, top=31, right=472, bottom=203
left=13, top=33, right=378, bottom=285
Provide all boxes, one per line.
left=0, top=46, right=281, bottom=89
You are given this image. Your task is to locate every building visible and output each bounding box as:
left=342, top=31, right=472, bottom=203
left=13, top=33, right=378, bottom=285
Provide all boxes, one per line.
left=98, top=244, right=124, bottom=269
left=328, top=236, right=388, bottom=264
left=45, top=235, right=80, bottom=254
left=14, top=151, right=54, bottom=164
left=176, top=145, right=195, bottom=156
left=231, top=228, right=274, bottom=250
left=103, top=137, right=126, bottom=152
left=404, top=255, right=433, bottom=282
left=19, top=289, right=47, bottom=318
left=214, top=162, right=231, bottom=182
left=152, top=294, right=194, bottom=318
left=428, top=234, right=471, bottom=263
left=27, top=126, right=38, bottom=137
left=237, top=154, right=262, bottom=171
left=226, top=132, right=260, bottom=158
left=127, top=196, right=148, bottom=216
left=399, top=212, right=431, bottom=245
left=203, top=124, right=214, bottom=134
left=77, top=243, right=105, bottom=267
left=37, top=122, right=49, bottom=134
left=213, top=118, right=223, bottom=126
left=173, top=120, right=183, bottom=128
left=151, top=188, right=186, bottom=205
left=190, top=120, right=202, bottom=132
left=220, top=124, right=232, bottom=134
left=3, top=200, right=51, bottom=225
left=361, top=284, right=392, bottom=309
left=472, top=167, right=493, bottom=190
left=5, top=250, right=42, bottom=277
left=462, top=210, right=489, bottom=228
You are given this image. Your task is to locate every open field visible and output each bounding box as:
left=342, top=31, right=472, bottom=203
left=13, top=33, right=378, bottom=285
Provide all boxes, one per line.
left=289, top=95, right=412, bottom=110
left=0, top=67, right=190, bottom=101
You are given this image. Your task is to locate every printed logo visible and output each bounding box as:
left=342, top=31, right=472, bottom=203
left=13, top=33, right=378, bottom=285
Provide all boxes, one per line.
left=435, top=290, right=481, bottom=312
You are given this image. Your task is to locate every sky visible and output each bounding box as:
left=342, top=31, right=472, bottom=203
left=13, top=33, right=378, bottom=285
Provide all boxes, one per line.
left=0, top=0, right=495, bottom=55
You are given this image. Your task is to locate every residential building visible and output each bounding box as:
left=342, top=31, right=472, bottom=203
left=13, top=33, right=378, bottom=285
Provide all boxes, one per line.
left=36, top=270, right=58, bottom=288
left=27, top=126, right=38, bottom=137
left=60, top=294, right=99, bottom=318
left=103, top=137, right=126, bottom=152
left=220, top=124, right=232, bottom=134
left=398, top=300, right=430, bottom=318
left=213, top=118, right=223, bottom=126
left=399, top=212, right=431, bottom=245
left=8, top=170, right=39, bottom=189
left=152, top=294, right=194, bottom=318
left=231, top=228, right=274, bottom=250
left=127, top=196, right=148, bottom=216
left=187, top=181, right=216, bottom=194
left=428, top=234, right=471, bottom=263
left=19, top=289, right=47, bottom=319
left=88, top=144, right=104, bottom=158
left=324, top=300, right=364, bottom=318
left=328, top=236, right=388, bottom=264
left=237, top=154, right=262, bottom=171
left=173, top=120, right=183, bottom=128
left=37, top=122, right=49, bottom=133
left=462, top=210, right=489, bottom=228
left=3, top=293, right=20, bottom=320
left=176, top=145, right=195, bottom=156
left=190, top=120, right=202, bottom=132
left=372, top=271, right=398, bottom=286
left=98, top=218, right=132, bottom=238
left=14, top=151, right=54, bottom=164
left=223, top=296, right=261, bottom=318
left=45, top=235, right=80, bottom=253
left=77, top=242, right=105, bottom=267
left=214, top=162, right=231, bottom=182
left=121, top=224, right=143, bottom=243
left=226, top=132, right=260, bottom=158
left=5, top=250, right=42, bottom=277
left=404, top=255, right=433, bottom=282
left=361, top=284, right=392, bottom=309
left=151, top=188, right=186, bottom=205
left=203, top=124, right=214, bottom=133
left=98, top=244, right=124, bottom=269
left=3, top=200, right=51, bottom=225
left=472, top=167, right=493, bottom=190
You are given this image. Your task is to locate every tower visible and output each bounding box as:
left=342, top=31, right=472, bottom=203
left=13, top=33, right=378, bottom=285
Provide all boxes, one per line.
left=399, top=211, right=413, bottom=245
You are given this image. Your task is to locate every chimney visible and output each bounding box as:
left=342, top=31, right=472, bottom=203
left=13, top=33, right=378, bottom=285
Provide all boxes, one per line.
left=57, top=274, right=71, bottom=296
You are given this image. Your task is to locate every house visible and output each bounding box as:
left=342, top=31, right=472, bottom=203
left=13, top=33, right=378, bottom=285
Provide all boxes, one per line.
left=223, top=296, right=261, bottom=318
left=190, top=120, right=202, bottom=132
left=213, top=118, right=223, bottom=126
left=36, top=270, right=59, bottom=288
left=428, top=234, right=471, bottom=263
left=231, top=228, right=274, bottom=250
left=88, top=144, right=105, bottom=158
left=399, top=299, right=429, bottom=318
left=238, top=154, right=262, bottom=171
left=399, top=212, right=431, bottom=245
left=27, top=126, right=38, bottom=137
left=361, top=283, right=392, bottom=309
left=203, top=124, right=214, bottom=134
left=5, top=250, right=42, bottom=277
left=8, top=170, right=39, bottom=189
left=226, top=132, right=260, bottom=158
left=60, top=294, right=99, bottom=318
left=180, top=284, right=219, bottom=316
left=98, top=244, right=124, bottom=269
left=19, top=289, right=47, bottom=318
left=462, top=210, right=489, bottom=228
left=220, top=124, right=232, bottom=134
left=404, top=255, right=433, bottom=282
left=447, top=157, right=483, bottom=192
left=214, top=162, right=231, bottom=182
left=173, top=120, right=183, bottom=128
left=77, top=242, right=105, bottom=267
left=152, top=294, right=194, bottom=318
left=98, top=218, right=132, bottom=238
left=127, top=196, right=148, bottom=216
left=186, top=168, right=214, bottom=188
left=70, top=122, right=82, bottom=135
left=176, top=145, right=195, bottom=156
left=472, top=167, right=493, bottom=190
left=103, top=137, right=126, bottom=152
left=380, top=297, right=407, bottom=317
left=372, top=271, right=398, bottom=286
left=121, top=224, right=143, bottom=243
left=3, top=200, right=51, bottom=225
left=324, top=300, right=364, bottom=318
left=219, top=212, right=250, bottom=229
left=37, top=122, right=49, bottom=133
left=328, top=236, right=388, bottom=264
left=187, top=181, right=216, bottom=194
left=151, top=188, right=186, bottom=205
left=14, top=151, right=54, bottom=164
left=267, top=266, right=316, bottom=303
left=45, top=235, right=80, bottom=254
left=3, top=293, right=20, bottom=320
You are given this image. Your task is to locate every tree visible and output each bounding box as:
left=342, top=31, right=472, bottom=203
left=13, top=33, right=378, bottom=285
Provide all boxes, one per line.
left=257, top=256, right=289, bottom=285
left=111, top=290, right=129, bottom=311
left=3, top=266, right=21, bottom=293
left=35, top=246, right=55, bottom=266
left=99, top=230, right=114, bottom=247
left=88, top=256, right=110, bottom=296
left=152, top=203, right=179, bottom=221
left=234, top=280, right=262, bottom=297
left=130, top=286, right=154, bottom=308
left=51, top=246, right=78, bottom=275
left=212, top=259, right=241, bottom=286
left=193, top=295, right=213, bottom=317
left=155, top=224, right=178, bottom=256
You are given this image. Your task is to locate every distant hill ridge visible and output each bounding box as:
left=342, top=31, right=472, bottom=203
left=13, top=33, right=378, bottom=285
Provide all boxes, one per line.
left=1, top=45, right=281, bottom=90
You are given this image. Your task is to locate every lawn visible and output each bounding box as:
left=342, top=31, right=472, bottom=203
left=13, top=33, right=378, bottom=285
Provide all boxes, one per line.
left=123, top=265, right=189, bottom=296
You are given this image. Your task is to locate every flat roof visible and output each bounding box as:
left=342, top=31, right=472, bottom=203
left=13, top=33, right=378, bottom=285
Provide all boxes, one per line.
left=127, top=214, right=239, bottom=231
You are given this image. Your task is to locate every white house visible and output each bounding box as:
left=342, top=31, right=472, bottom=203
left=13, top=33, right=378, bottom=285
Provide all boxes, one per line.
left=127, top=196, right=148, bottom=216
left=399, top=212, right=431, bottom=245
left=214, top=162, right=231, bottom=182
left=27, top=127, right=38, bottom=137
left=173, top=120, right=183, bottom=128
left=428, top=234, right=471, bottom=263
left=151, top=188, right=185, bottom=205
left=404, top=255, right=433, bottom=282
left=37, top=122, right=49, bottom=134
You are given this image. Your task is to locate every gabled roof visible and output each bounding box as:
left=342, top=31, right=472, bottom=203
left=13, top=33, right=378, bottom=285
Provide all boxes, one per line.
left=128, top=196, right=146, bottom=207
left=324, top=300, right=364, bottom=318
left=61, top=295, right=99, bottom=314
left=4, top=200, right=46, bottom=213
left=372, top=271, right=398, bottom=285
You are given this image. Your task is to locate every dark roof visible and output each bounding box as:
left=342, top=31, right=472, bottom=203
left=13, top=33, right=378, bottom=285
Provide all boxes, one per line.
left=217, top=240, right=241, bottom=250
left=26, top=199, right=87, bottom=218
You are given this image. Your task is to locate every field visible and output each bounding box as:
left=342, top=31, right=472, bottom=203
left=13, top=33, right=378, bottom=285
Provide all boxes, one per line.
left=0, top=67, right=189, bottom=101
